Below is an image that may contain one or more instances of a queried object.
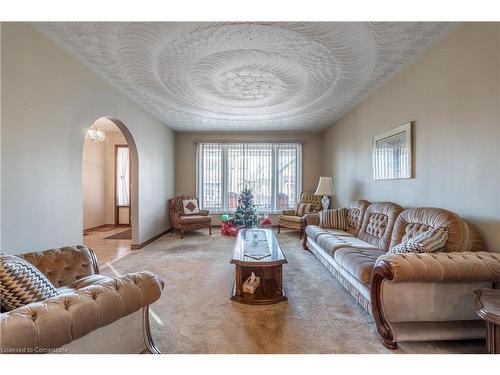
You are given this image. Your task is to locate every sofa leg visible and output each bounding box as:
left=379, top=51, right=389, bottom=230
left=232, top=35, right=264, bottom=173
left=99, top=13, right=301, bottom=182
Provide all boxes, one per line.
left=299, top=229, right=303, bottom=239
left=302, top=233, right=309, bottom=250
left=180, top=229, right=184, bottom=239
left=381, top=338, right=398, bottom=350
left=209, top=225, right=212, bottom=235
left=277, top=224, right=280, bottom=233
left=142, top=306, right=161, bottom=354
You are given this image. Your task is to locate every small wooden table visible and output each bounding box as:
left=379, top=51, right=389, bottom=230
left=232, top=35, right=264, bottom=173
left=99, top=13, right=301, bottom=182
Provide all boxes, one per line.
left=474, top=288, right=500, bottom=354
left=230, top=229, right=287, bottom=305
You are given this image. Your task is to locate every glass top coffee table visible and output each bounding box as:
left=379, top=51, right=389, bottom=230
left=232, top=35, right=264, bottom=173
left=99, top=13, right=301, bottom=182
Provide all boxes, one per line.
left=230, top=228, right=287, bottom=305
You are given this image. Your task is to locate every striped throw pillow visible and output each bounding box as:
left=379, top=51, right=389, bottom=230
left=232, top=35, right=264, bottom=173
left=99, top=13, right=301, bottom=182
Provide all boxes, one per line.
left=0, top=254, right=60, bottom=311
left=295, top=203, right=314, bottom=217
left=389, top=226, right=448, bottom=254
left=319, top=208, right=348, bottom=230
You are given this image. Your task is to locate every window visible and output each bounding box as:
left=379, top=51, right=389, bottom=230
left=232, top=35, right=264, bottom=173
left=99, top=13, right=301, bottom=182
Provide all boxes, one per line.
left=197, top=143, right=302, bottom=213
left=116, top=146, right=130, bottom=206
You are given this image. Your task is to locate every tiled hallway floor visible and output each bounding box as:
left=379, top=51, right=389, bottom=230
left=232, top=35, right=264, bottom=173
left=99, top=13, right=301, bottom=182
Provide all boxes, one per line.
left=83, top=226, right=132, bottom=268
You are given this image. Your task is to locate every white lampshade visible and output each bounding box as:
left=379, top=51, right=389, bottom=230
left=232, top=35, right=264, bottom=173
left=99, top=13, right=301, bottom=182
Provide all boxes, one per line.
left=315, top=176, right=334, bottom=196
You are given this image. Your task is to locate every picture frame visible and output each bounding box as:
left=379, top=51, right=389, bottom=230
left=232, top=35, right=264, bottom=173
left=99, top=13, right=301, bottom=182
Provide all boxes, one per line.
left=372, top=122, right=413, bottom=180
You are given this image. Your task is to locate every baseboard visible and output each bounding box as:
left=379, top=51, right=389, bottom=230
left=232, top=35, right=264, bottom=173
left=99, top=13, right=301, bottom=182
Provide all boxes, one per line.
left=131, top=228, right=172, bottom=250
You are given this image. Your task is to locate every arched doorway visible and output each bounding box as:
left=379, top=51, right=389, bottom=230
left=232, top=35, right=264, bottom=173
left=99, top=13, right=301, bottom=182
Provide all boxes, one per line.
left=82, top=117, right=139, bottom=260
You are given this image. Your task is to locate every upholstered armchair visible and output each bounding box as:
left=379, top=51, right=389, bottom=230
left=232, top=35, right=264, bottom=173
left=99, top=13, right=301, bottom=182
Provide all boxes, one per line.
left=277, top=192, right=322, bottom=238
left=168, top=195, right=212, bottom=239
left=0, top=246, right=163, bottom=353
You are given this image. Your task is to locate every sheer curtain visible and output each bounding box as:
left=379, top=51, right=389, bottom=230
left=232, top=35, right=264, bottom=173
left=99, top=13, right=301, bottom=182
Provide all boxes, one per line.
left=197, top=142, right=302, bottom=212
left=116, top=147, right=130, bottom=206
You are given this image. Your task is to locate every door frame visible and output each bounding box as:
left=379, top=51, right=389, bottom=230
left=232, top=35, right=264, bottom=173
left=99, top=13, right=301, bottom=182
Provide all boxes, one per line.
left=114, top=144, right=132, bottom=226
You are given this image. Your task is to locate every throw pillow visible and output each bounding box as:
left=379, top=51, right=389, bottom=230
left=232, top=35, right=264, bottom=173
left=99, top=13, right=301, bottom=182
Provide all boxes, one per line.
left=389, top=226, right=449, bottom=254
left=295, top=203, right=314, bottom=217
left=0, top=254, right=60, bottom=311
left=319, top=208, right=348, bottom=230
left=182, top=199, right=200, bottom=215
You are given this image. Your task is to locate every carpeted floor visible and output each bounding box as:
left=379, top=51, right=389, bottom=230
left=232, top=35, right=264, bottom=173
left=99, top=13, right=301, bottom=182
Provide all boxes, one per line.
left=103, top=230, right=485, bottom=354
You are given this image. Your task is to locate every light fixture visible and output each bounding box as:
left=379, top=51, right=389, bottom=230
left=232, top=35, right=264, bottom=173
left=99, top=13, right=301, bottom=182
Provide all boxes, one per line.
left=314, top=176, right=334, bottom=211
left=85, top=125, right=105, bottom=142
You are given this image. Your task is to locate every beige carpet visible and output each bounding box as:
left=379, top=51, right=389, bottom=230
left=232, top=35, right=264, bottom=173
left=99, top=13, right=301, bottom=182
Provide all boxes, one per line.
left=102, top=230, right=485, bottom=354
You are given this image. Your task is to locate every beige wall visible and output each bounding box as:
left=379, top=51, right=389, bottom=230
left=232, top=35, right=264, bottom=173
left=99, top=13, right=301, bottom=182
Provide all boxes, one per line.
left=322, top=23, right=500, bottom=252
left=82, top=138, right=106, bottom=230
left=175, top=132, right=323, bottom=224
left=1, top=23, right=175, bottom=253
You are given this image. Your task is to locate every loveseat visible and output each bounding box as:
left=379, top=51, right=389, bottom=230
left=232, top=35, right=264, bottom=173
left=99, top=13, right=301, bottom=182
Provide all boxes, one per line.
left=303, top=200, right=500, bottom=349
left=0, top=246, right=163, bottom=354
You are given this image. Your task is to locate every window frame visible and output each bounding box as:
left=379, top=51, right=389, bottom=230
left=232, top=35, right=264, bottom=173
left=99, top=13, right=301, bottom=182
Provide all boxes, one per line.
left=196, top=142, right=302, bottom=214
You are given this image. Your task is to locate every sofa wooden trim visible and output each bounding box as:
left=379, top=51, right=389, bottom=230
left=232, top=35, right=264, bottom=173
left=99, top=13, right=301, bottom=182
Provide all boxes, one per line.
left=370, top=260, right=398, bottom=349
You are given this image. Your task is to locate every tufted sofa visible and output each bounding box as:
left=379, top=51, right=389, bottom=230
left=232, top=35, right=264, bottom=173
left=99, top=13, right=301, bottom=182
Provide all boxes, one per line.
left=0, top=246, right=164, bottom=354
left=303, top=201, right=500, bottom=349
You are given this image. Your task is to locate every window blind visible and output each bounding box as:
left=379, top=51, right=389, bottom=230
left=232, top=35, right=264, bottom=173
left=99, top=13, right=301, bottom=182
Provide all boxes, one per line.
left=197, top=143, right=302, bottom=213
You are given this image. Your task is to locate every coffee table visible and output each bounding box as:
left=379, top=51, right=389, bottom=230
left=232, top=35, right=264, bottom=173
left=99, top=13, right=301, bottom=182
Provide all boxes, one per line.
left=230, top=228, right=287, bottom=305
left=475, top=288, right=500, bottom=354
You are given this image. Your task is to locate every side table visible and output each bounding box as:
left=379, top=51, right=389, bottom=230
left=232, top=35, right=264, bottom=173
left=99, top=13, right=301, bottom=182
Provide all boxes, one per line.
left=474, top=288, right=500, bottom=354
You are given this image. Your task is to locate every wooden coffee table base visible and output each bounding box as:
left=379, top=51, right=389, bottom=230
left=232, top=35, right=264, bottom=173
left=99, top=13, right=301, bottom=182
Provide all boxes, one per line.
left=475, top=288, right=500, bottom=354
left=231, top=264, right=287, bottom=305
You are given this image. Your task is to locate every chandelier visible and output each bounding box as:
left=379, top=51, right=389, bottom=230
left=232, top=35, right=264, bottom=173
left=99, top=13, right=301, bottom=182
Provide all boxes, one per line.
left=85, top=125, right=105, bottom=142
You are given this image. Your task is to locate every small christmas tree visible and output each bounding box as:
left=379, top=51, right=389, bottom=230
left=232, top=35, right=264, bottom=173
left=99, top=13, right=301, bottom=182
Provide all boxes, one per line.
left=233, top=187, right=258, bottom=228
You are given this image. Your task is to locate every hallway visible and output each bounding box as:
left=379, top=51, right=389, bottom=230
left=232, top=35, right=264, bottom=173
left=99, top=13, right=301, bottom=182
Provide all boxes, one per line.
left=83, top=226, right=133, bottom=268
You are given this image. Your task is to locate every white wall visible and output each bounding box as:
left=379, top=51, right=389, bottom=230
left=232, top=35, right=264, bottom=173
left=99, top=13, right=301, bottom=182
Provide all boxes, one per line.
left=1, top=23, right=175, bottom=253
left=322, top=23, right=500, bottom=252
left=82, top=138, right=106, bottom=230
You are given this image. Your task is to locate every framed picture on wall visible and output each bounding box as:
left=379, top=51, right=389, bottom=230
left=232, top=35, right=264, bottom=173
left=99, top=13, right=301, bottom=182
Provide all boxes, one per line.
left=372, top=122, right=413, bottom=180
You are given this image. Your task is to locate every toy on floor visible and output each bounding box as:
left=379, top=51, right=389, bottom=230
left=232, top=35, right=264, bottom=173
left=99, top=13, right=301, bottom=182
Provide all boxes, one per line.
left=221, top=216, right=239, bottom=236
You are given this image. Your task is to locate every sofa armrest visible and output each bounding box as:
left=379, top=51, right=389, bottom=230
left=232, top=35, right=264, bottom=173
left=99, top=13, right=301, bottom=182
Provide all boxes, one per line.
left=19, top=246, right=99, bottom=287
left=0, top=271, right=163, bottom=351
left=281, top=209, right=296, bottom=216
left=303, top=213, right=320, bottom=226
left=373, top=252, right=500, bottom=283
left=370, top=252, right=500, bottom=349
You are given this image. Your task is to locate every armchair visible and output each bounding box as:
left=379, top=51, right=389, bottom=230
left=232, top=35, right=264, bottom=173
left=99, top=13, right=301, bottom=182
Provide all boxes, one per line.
left=0, top=246, right=164, bottom=354
left=277, top=192, right=322, bottom=238
left=168, top=196, right=212, bottom=239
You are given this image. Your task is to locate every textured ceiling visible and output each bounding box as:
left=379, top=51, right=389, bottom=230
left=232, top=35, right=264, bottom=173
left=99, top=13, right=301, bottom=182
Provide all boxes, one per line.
left=35, top=22, right=456, bottom=132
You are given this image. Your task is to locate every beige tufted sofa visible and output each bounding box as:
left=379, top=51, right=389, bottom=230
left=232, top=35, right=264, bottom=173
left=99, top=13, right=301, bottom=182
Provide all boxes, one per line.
left=0, top=246, right=164, bottom=354
left=303, top=201, right=500, bottom=349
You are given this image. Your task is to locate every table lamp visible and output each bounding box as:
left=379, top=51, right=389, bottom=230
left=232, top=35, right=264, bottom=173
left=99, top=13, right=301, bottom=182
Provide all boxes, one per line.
left=314, top=176, right=334, bottom=211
